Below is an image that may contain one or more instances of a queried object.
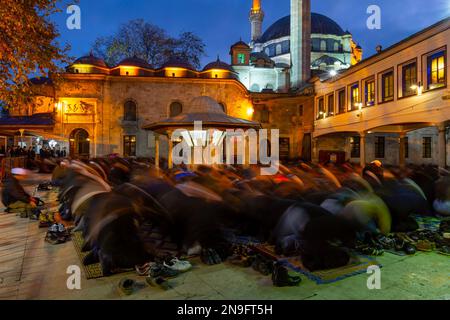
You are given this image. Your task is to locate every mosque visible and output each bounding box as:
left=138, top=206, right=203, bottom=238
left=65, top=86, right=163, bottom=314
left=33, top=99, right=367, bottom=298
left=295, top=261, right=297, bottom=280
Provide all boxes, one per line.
left=0, top=0, right=448, bottom=169
left=232, top=0, right=362, bottom=93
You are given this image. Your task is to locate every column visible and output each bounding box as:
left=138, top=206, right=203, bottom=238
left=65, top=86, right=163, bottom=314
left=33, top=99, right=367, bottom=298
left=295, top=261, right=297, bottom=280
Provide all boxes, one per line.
left=360, top=132, right=366, bottom=168
left=168, top=132, right=173, bottom=169
left=438, top=123, right=447, bottom=168
left=399, top=132, right=406, bottom=168
left=154, top=134, right=160, bottom=170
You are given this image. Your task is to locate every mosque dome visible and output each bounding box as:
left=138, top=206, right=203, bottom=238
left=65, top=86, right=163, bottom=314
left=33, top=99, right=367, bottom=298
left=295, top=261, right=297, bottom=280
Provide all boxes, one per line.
left=258, top=13, right=346, bottom=43
left=73, top=54, right=108, bottom=68
left=202, top=58, right=234, bottom=72
left=161, top=57, right=195, bottom=70
left=187, top=96, right=225, bottom=114
left=117, top=56, right=153, bottom=69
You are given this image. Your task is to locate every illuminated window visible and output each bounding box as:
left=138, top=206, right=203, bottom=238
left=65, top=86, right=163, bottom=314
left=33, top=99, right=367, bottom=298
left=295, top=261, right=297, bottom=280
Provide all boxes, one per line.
left=237, top=53, right=246, bottom=64
left=276, top=44, right=282, bottom=55
left=317, top=97, right=325, bottom=119
left=375, top=136, right=385, bottom=159
left=334, top=42, right=339, bottom=52
left=338, top=89, right=346, bottom=114
left=320, top=40, right=327, bottom=51
left=402, top=62, right=417, bottom=97
left=423, top=137, right=432, bottom=158
left=169, top=102, right=183, bottom=117
left=327, top=94, right=334, bottom=116
left=382, top=71, right=394, bottom=102
left=365, top=79, right=375, bottom=106
left=427, top=51, right=446, bottom=89
left=123, top=135, right=136, bottom=157
left=124, top=100, right=137, bottom=121
left=298, top=105, right=303, bottom=117
left=350, top=136, right=360, bottom=158
left=349, top=83, right=359, bottom=111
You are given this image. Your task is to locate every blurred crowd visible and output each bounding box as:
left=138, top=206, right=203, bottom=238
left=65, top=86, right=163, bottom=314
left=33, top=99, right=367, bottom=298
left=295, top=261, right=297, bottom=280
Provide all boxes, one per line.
left=2, top=157, right=450, bottom=282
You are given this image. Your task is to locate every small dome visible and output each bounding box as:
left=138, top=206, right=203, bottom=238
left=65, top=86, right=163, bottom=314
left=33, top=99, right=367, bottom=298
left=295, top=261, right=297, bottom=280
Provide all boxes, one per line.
left=161, top=57, right=195, bottom=70
left=187, top=96, right=225, bottom=114
left=73, top=54, right=108, bottom=68
left=117, top=56, right=153, bottom=69
left=202, top=58, right=233, bottom=72
left=258, top=13, right=346, bottom=43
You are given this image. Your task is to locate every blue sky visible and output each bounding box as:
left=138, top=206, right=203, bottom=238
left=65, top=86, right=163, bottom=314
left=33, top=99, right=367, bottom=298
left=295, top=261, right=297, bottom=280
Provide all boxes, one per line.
left=52, top=0, right=450, bottom=67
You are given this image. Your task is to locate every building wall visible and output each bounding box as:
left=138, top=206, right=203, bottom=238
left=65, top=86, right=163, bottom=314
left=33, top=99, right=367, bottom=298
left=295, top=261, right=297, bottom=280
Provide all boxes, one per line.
left=42, top=75, right=254, bottom=158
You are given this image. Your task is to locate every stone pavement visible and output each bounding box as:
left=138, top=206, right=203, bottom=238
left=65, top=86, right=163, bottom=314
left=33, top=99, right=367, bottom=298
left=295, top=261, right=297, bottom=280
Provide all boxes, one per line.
left=0, top=175, right=449, bottom=300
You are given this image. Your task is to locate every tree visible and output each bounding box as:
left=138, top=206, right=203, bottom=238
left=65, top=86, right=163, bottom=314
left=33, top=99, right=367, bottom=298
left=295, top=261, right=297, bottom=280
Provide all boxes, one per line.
left=0, top=0, right=70, bottom=108
left=92, top=19, right=206, bottom=69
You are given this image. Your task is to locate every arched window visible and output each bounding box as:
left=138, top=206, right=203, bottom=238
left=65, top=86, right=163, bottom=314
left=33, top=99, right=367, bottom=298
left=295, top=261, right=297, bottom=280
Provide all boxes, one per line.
left=124, top=100, right=137, bottom=121
left=169, top=102, right=183, bottom=117
left=334, top=42, right=339, bottom=52
left=250, top=84, right=260, bottom=92
left=320, top=40, right=327, bottom=51
left=276, top=44, right=282, bottom=55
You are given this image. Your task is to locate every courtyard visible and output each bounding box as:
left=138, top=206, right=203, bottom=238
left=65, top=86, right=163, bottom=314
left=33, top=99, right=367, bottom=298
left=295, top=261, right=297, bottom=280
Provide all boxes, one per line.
left=0, top=174, right=448, bottom=301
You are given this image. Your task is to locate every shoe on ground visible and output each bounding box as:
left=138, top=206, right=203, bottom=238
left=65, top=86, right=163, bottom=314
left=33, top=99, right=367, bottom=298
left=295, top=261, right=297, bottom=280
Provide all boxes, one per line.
left=146, top=275, right=170, bottom=290
left=272, top=262, right=301, bottom=287
left=118, top=278, right=135, bottom=296
left=163, top=257, right=192, bottom=273
left=149, top=263, right=179, bottom=279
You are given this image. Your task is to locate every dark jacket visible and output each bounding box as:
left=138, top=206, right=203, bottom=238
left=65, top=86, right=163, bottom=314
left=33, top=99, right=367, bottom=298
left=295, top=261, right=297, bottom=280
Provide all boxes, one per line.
left=1, top=176, right=31, bottom=206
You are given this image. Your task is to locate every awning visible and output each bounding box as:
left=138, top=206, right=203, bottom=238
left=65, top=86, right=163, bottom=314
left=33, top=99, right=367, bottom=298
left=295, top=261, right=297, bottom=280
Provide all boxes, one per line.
left=0, top=129, right=68, bottom=141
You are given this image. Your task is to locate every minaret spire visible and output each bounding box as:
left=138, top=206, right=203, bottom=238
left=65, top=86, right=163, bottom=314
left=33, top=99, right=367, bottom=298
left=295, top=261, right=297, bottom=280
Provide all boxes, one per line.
left=250, top=0, right=264, bottom=45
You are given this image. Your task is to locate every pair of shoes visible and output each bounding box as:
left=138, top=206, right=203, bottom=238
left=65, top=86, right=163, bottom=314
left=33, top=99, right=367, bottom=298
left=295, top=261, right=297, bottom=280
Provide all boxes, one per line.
left=201, top=248, right=222, bottom=265
left=415, top=239, right=435, bottom=252
left=45, top=223, right=70, bottom=245
left=272, top=262, right=301, bottom=287
left=163, top=257, right=192, bottom=273
left=252, top=254, right=274, bottom=275
left=392, top=235, right=416, bottom=255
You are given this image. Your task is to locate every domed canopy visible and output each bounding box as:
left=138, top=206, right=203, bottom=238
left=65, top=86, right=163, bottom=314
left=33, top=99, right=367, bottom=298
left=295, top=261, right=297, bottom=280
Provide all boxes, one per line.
left=202, top=58, right=234, bottom=72
left=73, top=54, right=108, bottom=68
left=258, top=13, right=346, bottom=43
left=117, top=56, right=153, bottom=69
left=187, top=96, right=225, bottom=114
left=142, top=96, right=260, bottom=132
left=161, top=57, right=195, bottom=70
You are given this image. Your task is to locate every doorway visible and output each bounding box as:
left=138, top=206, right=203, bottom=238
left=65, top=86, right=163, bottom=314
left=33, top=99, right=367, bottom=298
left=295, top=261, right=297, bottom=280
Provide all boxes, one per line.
left=69, top=128, right=90, bottom=158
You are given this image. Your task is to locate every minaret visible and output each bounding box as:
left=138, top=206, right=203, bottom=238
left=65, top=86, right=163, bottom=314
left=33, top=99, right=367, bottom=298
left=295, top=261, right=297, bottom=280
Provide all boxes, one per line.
left=290, top=0, right=311, bottom=89
left=250, top=0, right=264, bottom=45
